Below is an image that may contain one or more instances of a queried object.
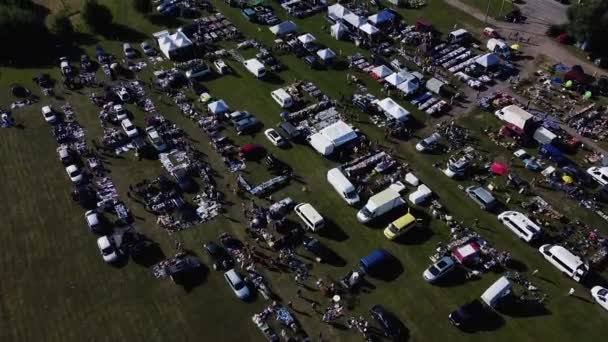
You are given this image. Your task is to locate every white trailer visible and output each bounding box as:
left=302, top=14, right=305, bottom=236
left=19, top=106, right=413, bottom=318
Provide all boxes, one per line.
left=356, top=186, right=405, bottom=223
left=494, top=105, right=533, bottom=131
left=243, top=58, right=266, bottom=78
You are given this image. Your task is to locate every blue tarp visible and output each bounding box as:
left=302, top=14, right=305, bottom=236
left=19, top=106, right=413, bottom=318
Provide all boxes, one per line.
left=359, top=249, right=391, bottom=273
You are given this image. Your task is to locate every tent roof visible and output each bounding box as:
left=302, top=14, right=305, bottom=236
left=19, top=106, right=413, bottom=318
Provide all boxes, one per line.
left=368, top=9, right=395, bottom=25
left=344, top=13, right=367, bottom=28
left=371, top=65, right=392, bottom=78
left=476, top=53, right=500, bottom=68
left=328, top=3, right=351, bottom=19
left=376, top=97, right=410, bottom=121
left=317, top=48, right=336, bottom=61
left=360, top=23, right=379, bottom=35
left=565, top=65, right=589, bottom=83
left=298, top=33, right=316, bottom=44
left=331, top=22, right=348, bottom=39
left=396, top=79, right=419, bottom=95
left=269, top=21, right=297, bottom=35
left=426, top=77, right=445, bottom=93
left=385, top=71, right=413, bottom=86
left=490, top=162, right=508, bottom=175
left=208, top=100, right=229, bottom=114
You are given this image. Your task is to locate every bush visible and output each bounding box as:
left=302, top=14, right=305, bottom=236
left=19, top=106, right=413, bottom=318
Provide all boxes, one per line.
left=81, top=0, right=113, bottom=33
left=48, top=9, right=73, bottom=38
left=546, top=24, right=565, bottom=37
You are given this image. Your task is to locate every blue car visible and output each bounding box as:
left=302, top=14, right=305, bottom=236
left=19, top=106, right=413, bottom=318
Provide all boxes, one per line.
left=513, top=149, right=541, bottom=171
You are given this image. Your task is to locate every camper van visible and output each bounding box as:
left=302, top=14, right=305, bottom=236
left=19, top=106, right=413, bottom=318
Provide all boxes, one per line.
left=243, top=58, right=266, bottom=78
left=271, top=88, right=294, bottom=108
left=465, top=186, right=496, bottom=210
left=383, top=212, right=417, bottom=240
left=481, top=276, right=512, bottom=308
left=539, top=244, right=589, bottom=282
left=448, top=29, right=471, bottom=43
left=294, top=203, right=325, bottom=231
left=327, top=168, right=359, bottom=205
left=497, top=211, right=542, bottom=242
left=356, top=186, right=405, bottom=223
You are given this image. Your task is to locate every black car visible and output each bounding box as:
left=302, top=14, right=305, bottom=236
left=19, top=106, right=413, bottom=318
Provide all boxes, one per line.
left=369, top=305, right=404, bottom=340
left=448, top=299, right=485, bottom=328
left=302, top=55, right=319, bottom=69
left=203, top=241, right=233, bottom=271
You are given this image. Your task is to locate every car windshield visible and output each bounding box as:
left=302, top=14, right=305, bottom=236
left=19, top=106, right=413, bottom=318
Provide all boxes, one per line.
left=233, top=280, right=244, bottom=290
left=69, top=169, right=80, bottom=177
left=102, top=246, right=113, bottom=255
left=429, top=265, right=441, bottom=276
left=599, top=289, right=608, bottom=296
left=125, top=124, right=134, bottom=130
left=345, top=190, right=357, bottom=199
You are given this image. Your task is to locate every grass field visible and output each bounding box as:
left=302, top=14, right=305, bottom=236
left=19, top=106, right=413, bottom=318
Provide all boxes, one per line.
left=1, top=1, right=607, bottom=342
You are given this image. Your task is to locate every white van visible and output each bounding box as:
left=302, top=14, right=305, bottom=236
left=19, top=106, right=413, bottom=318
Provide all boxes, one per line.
left=481, top=276, right=511, bottom=308
left=271, top=88, right=293, bottom=108
left=327, top=168, right=359, bottom=205
left=539, top=244, right=589, bottom=282
left=497, top=211, right=542, bottom=243
left=294, top=203, right=324, bottom=231
left=243, top=58, right=266, bottom=78
left=356, top=186, right=405, bottom=223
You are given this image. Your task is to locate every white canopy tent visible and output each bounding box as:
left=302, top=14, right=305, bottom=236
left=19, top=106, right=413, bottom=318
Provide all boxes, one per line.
left=359, top=23, right=380, bottom=36
left=397, top=79, right=419, bottom=95
left=327, top=3, right=351, bottom=20
left=317, top=48, right=336, bottom=61
left=476, top=53, right=500, bottom=68
left=371, top=65, right=392, bottom=78
left=375, top=97, right=410, bottom=122
left=208, top=100, right=229, bottom=115
left=298, top=33, right=316, bottom=45
left=331, top=23, right=348, bottom=40
left=384, top=71, right=412, bottom=86
left=307, top=120, right=358, bottom=155
left=156, top=31, right=193, bottom=60
left=343, top=12, right=367, bottom=28
left=269, top=21, right=297, bottom=36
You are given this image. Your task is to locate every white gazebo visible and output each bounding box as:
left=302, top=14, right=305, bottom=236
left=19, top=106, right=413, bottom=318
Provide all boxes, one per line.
left=476, top=53, right=500, bottom=68
left=397, top=79, right=419, bottom=95
left=298, top=33, right=316, bottom=45
left=208, top=100, right=229, bottom=115
left=331, top=22, right=348, bottom=40
left=384, top=71, right=410, bottom=86
left=343, top=12, right=367, bottom=28
left=371, top=65, right=392, bottom=79
left=359, top=23, right=380, bottom=36
left=317, top=48, right=337, bottom=62
left=269, top=21, right=297, bottom=36
left=156, top=31, right=193, bottom=60
left=375, top=97, right=410, bottom=122
left=327, top=3, right=351, bottom=21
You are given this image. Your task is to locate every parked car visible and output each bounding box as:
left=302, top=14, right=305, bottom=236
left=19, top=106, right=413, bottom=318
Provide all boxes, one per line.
left=591, top=286, right=608, bottom=311
left=466, top=185, right=497, bottom=210
left=214, top=59, right=230, bottom=74
left=114, top=104, right=128, bottom=121
left=482, top=27, right=500, bottom=38
left=140, top=41, right=157, bottom=56
left=277, top=122, right=303, bottom=142
left=146, top=126, right=167, bottom=152
left=224, top=269, right=250, bottom=300
left=203, top=241, right=233, bottom=271
left=121, top=119, right=138, bottom=138
left=264, top=128, right=286, bottom=147
left=41, top=105, right=57, bottom=123
left=85, top=210, right=102, bottom=233
left=96, top=235, right=120, bottom=263
left=448, top=299, right=486, bottom=329
left=186, top=64, right=211, bottom=79
left=234, top=117, right=259, bottom=135
left=369, top=305, right=404, bottom=340
left=65, top=164, right=83, bottom=183
left=416, top=132, right=441, bottom=152
left=57, top=145, right=72, bottom=164
left=115, top=87, right=131, bottom=102
left=587, top=166, right=608, bottom=186
left=423, top=256, right=456, bottom=282
left=303, top=55, right=319, bottom=69
left=123, top=43, right=136, bottom=58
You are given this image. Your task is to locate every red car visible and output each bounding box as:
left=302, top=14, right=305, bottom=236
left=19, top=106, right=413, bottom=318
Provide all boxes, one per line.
left=483, top=27, right=500, bottom=39
left=240, top=144, right=266, bottom=160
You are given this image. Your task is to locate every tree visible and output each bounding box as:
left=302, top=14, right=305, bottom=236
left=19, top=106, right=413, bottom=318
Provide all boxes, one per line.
left=81, top=0, right=113, bottom=33
left=133, top=0, right=151, bottom=13
left=48, top=9, right=73, bottom=38
left=567, top=0, right=608, bottom=55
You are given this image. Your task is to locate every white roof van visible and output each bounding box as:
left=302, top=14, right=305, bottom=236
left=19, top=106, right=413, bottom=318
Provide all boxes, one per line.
left=294, top=203, right=324, bottom=231
left=481, top=276, right=511, bottom=308
left=497, top=211, right=542, bottom=242
left=539, top=244, right=589, bottom=282
left=327, top=168, right=359, bottom=205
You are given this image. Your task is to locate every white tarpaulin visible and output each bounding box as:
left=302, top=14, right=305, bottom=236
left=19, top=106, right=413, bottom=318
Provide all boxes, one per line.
left=308, top=120, right=357, bottom=155
left=317, top=48, right=336, bottom=61
left=343, top=13, right=367, bottom=28
left=476, top=53, right=500, bottom=68
left=359, top=23, right=379, bottom=36
left=298, top=33, right=316, bottom=45
left=375, top=97, right=410, bottom=121
left=269, top=21, right=297, bottom=36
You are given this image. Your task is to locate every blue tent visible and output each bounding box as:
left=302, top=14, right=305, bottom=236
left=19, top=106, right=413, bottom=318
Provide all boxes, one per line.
left=368, top=10, right=396, bottom=25
left=359, top=249, right=392, bottom=273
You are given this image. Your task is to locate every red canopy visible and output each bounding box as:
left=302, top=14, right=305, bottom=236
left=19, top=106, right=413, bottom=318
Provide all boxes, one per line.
left=490, top=162, right=509, bottom=175
left=453, top=242, right=480, bottom=264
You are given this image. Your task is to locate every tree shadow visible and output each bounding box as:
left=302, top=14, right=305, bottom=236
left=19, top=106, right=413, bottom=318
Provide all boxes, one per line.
left=146, top=14, right=187, bottom=28
left=173, top=263, right=209, bottom=293
left=131, top=242, right=166, bottom=267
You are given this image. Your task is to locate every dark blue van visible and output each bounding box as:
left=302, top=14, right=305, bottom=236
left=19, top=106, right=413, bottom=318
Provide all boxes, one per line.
left=539, top=144, right=565, bottom=165
left=359, top=249, right=393, bottom=274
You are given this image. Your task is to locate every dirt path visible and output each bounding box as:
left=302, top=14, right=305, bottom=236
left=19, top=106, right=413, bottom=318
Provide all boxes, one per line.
left=444, top=0, right=606, bottom=77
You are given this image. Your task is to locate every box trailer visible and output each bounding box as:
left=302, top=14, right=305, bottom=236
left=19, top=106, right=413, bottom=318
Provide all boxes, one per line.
left=243, top=58, right=266, bottom=78
left=494, top=105, right=533, bottom=131
left=356, top=186, right=405, bottom=223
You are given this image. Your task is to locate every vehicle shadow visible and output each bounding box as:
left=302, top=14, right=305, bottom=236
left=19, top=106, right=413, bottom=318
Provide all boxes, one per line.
left=317, top=218, right=349, bottom=242
left=173, top=263, right=209, bottom=293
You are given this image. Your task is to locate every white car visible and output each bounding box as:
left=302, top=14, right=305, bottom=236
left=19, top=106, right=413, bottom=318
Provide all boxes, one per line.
left=59, top=57, right=72, bottom=76
left=140, top=41, right=156, bottom=56
left=57, top=145, right=72, bottom=164
left=214, top=59, right=230, bottom=74
left=587, top=166, right=608, bottom=186
left=121, top=119, right=138, bottom=138
left=65, top=164, right=83, bottom=183
left=41, top=105, right=57, bottom=123
left=264, top=128, right=286, bottom=147
left=416, top=132, right=441, bottom=152
left=96, top=236, right=120, bottom=263
left=85, top=210, right=102, bottom=233
left=186, top=64, right=211, bottom=79
left=591, top=286, right=608, bottom=311
left=116, top=87, right=131, bottom=102
left=224, top=269, right=250, bottom=300
left=146, top=126, right=167, bottom=152
left=123, top=43, right=136, bottom=58
left=422, top=256, right=455, bottom=283
left=114, top=104, right=128, bottom=121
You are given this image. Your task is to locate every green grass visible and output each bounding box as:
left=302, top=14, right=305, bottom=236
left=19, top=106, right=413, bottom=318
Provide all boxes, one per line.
left=1, top=1, right=607, bottom=342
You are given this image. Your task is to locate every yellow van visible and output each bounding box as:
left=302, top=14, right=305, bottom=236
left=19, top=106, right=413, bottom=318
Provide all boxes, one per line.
left=383, top=212, right=417, bottom=240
